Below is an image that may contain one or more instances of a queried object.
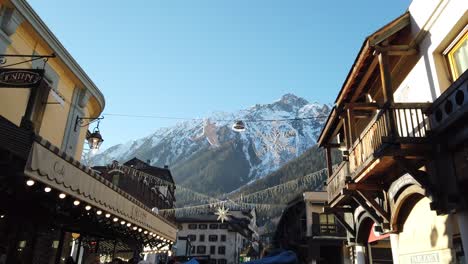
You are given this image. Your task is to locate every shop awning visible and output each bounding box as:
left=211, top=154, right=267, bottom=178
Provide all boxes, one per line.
left=24, top=137, right=177, bottom=241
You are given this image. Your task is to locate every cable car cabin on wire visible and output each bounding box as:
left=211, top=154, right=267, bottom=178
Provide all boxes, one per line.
left=232, top=120, right=246, bottom=132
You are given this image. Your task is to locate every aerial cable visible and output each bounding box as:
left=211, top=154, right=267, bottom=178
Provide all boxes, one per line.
left=103, top=113, right=329, bottom=122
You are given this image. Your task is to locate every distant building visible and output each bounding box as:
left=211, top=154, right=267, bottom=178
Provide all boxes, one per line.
left=274, top=192, right=348, bottom=264
left=175, top=210, right=259, bottom=264
left=93, top=157, right=176, bottom=222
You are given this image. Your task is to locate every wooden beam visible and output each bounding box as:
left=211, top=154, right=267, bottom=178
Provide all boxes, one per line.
left=369, top=14, right=410, bottom=46
left=347, top=109, right=356, bottom=144
left=387, top=49, right=418, bottom=56
left=356, top=190, right=390, bottom=223
left=353, top=110, right=374, bottom=118
left=351, top=57, right=379, bottom=102
left=351, top=194, right=383, bottom=224
left=346, top=183, right=382, bottom=191
left=375, top=45, right=412, bottom=52
left=378, top=51, right=394, bottom=104
left=394, top=157, right=432, bottom=190
left=325, top=147, right=333, bottom=178
left=348, top=102, right=381, bottom=110
left=343, top=116, right=351, bottom=150
left=332, top=212, right=356, bottom=237
left=378, top=50, right=397, bottom=139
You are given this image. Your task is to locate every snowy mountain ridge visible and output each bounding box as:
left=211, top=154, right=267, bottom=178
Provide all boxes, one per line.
left=90, top=94, right=330, bottom=193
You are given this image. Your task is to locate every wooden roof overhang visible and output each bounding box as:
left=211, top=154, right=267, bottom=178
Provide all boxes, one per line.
left=318, top=12, right=411, bottom=147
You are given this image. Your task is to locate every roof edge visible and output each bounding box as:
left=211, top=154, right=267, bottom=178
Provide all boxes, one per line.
left=11, top=0, right=106, bottom=112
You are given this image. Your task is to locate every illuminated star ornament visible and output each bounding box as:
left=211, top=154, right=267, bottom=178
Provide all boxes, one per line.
left=215, top=204, right=231, bottom=223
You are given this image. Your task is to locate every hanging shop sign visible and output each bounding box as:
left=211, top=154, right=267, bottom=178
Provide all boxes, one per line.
left=0, top=68, right=44, bottom=88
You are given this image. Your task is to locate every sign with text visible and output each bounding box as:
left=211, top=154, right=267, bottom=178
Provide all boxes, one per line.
left=0, top=68, right=44, bottom=88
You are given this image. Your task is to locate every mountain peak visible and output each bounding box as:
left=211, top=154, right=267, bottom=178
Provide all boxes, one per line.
left=280, top=93, right=307, bottom=102
left=278, top=93, right=307, bottom=105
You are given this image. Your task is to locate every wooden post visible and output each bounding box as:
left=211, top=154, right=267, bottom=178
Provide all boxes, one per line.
left=342, top=116, right=351, bottom=150
left=347, top=109, right=356, bottom=144
left=378, top=51, right=394, bottom=104
left=325, top=147, right=333, bottom=177
left=378, top=51, right=397, bottom=138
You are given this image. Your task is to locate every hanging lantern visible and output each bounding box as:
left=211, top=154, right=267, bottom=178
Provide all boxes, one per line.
left=87, top=126, right=104, bottom=150
left=232, top=120, right=246, bottom=132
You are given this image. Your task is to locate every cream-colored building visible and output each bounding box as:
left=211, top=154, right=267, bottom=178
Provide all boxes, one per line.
left=0, top=0, right=177, bottom=263
left=318, top=0, right=467, bottom=263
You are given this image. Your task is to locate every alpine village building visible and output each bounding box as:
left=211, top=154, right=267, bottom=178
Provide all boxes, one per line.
left=175, top=210, right=259, bottom=264
left=318, top=0, right=467, bottom=263
left=274, top=192, right=348, bottom=264
left=0, top=0, right=177, bottom=263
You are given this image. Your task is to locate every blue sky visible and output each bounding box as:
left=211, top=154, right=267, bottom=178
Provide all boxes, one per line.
left=29, top=0, right=410, bottom=149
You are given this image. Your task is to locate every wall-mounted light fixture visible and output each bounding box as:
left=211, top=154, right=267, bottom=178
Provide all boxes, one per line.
left=75, top=116, right=104, bottom=150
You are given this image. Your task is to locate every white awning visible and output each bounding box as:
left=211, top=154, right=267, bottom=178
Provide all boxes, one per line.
left=24, top=139, right=177, bottom=241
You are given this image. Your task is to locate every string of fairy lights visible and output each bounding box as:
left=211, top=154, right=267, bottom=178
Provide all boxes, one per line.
left=23, top=178, right=174, bottom=253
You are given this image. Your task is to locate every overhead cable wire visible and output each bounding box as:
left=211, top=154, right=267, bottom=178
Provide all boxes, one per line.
left=103, top=113, right=329, bottom=122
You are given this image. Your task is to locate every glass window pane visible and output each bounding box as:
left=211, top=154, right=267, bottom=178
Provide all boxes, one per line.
left=320, top=214, right=327, bottom=224
left=453, top=39, right=468, bottom=77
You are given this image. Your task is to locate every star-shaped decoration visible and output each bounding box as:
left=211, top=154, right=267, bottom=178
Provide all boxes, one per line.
left=215, top=204, right=231, bottom=223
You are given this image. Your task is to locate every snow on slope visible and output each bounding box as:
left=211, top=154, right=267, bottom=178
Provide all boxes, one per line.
left=90, top=94, right=330, bottom=183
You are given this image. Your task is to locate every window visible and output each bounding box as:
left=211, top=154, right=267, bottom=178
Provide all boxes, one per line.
left=218, top=259, right=227, bottom=264
left=188, top=224, right=197, bottom=230
left=220, top=235, right=226, bottom=242
left=191, top=246, right=196, bottom=254
left=219, top=224, right=228, bottom=229
left=199, top=224, right=208, bottom=229
left=199, top=234, right=205, bottom=242
left=319, top=214, right=337, bottom=234
left=197, top=246, right=206, bottom=254
left=218, top=246, right=225, bottom=255
left=210, top=246, right=216, bottom=255
left=188, top=235, right=196, bottom=242
left=209, top=224, right=218, bottom=229
left=208, top=235, right=218, bottom=242
left=446, top=27, right=468, bottom=80
left=209, top=260, right=217, bottom=264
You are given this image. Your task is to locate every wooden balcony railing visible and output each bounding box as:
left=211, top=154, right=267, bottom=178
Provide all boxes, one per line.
left=327, top=103, right=431, bottom=204
left=348, top=103, right=431, bottom=176
left=326, top=162, right=349, bottom=203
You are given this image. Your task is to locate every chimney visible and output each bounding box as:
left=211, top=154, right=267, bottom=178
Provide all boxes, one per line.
left=164, top=165, right=169, bottom=169
left=147, top=159, right=151, bottom=164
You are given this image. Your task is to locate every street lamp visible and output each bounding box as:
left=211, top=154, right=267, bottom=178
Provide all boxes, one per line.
left=75, top=116, right=104, bottom=150
left=87, top=126, right=104, bottom=150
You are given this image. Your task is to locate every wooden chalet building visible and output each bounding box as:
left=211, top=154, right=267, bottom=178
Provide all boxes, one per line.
left=318, top=0, right=467, bottom=263
left=93, top=158, right=177, bottom=222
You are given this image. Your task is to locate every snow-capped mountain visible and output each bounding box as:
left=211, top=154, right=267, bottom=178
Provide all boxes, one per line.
left=90, top=94, right=330, bottom=194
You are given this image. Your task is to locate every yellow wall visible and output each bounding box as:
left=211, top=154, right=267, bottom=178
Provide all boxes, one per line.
left=0, top=3, right=104, bottom=160
left=396, top=197, right=456, bottom=263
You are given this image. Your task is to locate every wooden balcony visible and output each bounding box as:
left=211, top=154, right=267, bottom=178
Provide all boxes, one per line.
left=327, top=103, right=431, bottom=206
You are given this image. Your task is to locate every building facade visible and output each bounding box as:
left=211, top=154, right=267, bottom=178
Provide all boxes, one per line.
left=318, top=0, right=467, bottom=263
left=175, top=211, right=258, bottom=264
left=93, top=158, right=177, bottom=223
left=0, top=0, right=177, bottom=263
left=274, top=192, right=349, bottom=264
